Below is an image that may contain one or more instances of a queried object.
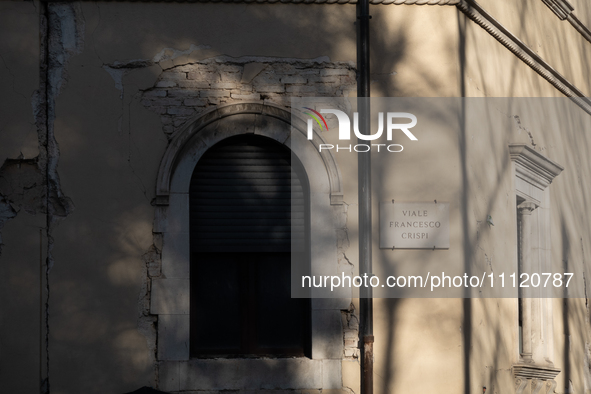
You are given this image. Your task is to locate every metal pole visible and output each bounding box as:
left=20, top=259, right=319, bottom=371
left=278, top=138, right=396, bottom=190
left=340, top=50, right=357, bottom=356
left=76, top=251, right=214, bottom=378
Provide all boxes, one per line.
left=39, top=228, right=43, bottom=393
left=356, top=1, right=373, bottom=394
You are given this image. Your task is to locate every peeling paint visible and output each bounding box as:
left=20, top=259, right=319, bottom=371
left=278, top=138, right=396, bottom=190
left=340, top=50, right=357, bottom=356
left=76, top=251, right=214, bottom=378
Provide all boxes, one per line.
left=0, top=197, right=17, bottom=257
left=106, top=53, right=337, bottom=70
left=32, top=3, right=83, bottom=392
left=46, top=3, right=85, bottom=97
left=138, top=242, right=162, bottom=386
left=0, top=1, right=81, bottom=263
left=138, top=269, right=158, bottom=384
left=334, top=203, right=358, bottom=360
left=103, top=65, right=126, bottom=99
left=513, top=115, right=536, bottom=148
left=342, top=303, right=360, bottom=359
left=106, top=49, right=356, bottom=382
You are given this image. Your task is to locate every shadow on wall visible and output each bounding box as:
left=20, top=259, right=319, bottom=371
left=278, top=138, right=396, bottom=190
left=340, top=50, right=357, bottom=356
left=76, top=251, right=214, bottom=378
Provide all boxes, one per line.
left=4, top=1, right=591, bottom=393
left=0, top=2, right=363, bottom=393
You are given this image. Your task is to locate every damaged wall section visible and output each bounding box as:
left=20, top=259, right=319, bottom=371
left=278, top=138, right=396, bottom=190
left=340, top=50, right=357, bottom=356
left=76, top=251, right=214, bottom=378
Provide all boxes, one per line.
left=126, top=55, right=358, bottom=391
left=0, top=2, right=81, bottom=392
left=102, top=55, right=357, bottom=136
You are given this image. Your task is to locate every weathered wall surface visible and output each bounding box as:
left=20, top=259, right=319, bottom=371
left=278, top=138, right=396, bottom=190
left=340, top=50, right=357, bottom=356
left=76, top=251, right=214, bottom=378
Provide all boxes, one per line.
left=0, top=1, right=45, bottom=393
left=1, top=1, right=591, bottom=394
left=456, top=2, right=591, bottom=392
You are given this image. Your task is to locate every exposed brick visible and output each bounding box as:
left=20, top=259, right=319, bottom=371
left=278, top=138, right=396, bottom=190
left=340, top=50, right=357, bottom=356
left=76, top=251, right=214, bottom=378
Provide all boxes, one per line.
left=173, top=65, right=194, bottom=72
left=200, top=90, right=230, bottom=98
left=221, top=72, right=243, bottom=83
left=231, top=93, right=261, bottom=100
left=156, top=80, right=176, bottom=88
left=148, top=262, right=161, bottom=277
left=308, top=76, right=339, bottom=84
left=286, top=85, right=316, bottom=93
left=143, top=89, right=167, bottom=98
left=187, top=71, right=200, bottom=80
left=149, top=61, right=355, bottom=140
left=281, top=76, right=307, bottom=84
left=273, top=64, right=297, bottom=74
left=263, top=96, right=291, bottom=108
left=184, top=98, right=207, bottom=106
left=219, top=64, right=242, bottom=72
left=252, top=72, right=281, bottom=85
left=299, top=69, right=320, bottom=75
left=160, top=71, right=187, bottom=80
left=157, top=98, right=182, bottom=106
left=320, top=68, right=351, bottom=76
left=211, top=82, right=237, bottom=89
left=340, top=75, right=356, bottom=85
left=177, top=80, right=210, bottom=89
left=167, top=107, right=195, bottom=116
left=316, top=85, right=338, bottom=94
left=167, top=90, right=201, bottom=98
left=187, top=71, right=220, bottom=82
left=203, top=71, right=221, bottom=82
left=258, top=85, right=285, bottom=93
left=152, top=106, right=168, bottom=115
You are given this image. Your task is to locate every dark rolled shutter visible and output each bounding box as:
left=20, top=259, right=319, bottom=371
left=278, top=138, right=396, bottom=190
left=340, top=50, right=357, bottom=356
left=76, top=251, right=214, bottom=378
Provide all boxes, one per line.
left=190, top=134, right=306, bottom=253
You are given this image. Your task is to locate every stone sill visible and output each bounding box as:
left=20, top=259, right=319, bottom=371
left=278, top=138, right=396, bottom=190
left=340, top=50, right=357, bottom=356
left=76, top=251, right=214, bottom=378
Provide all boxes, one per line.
left=512, top=363, right=561, bottom=380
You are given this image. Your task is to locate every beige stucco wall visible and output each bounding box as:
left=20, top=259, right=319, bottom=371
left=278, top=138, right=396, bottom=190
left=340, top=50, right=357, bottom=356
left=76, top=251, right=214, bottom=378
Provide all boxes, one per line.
left=1, top=1, right=591, bottom=394
left=462, top=0, right=591, bottom=98
left=330, top=96, right=591, bottom=394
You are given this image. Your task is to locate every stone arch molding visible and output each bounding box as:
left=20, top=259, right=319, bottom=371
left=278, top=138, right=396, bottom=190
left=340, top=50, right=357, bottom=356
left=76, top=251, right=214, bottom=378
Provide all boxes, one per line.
left=155, top=101, right=344, bottom=206
left=150, top=101, right=351, bottom=388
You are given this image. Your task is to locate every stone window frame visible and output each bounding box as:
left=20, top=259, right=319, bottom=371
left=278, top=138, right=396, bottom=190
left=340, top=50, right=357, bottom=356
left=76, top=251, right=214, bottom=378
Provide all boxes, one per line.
left=509, top=143, right=563, bottom=394
left=151, top=101, right=351, bottom=392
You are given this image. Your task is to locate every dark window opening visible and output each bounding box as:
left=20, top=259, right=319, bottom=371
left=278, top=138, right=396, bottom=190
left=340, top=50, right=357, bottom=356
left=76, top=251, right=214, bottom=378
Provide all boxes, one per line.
left=189, top=134, right=311, bottom=358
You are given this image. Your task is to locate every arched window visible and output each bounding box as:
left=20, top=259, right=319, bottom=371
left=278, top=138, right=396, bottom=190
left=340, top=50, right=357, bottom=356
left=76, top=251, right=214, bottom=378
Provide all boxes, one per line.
left=153, top=104, right=347, bottom=391
left=189, top=134, right=311, bottom=357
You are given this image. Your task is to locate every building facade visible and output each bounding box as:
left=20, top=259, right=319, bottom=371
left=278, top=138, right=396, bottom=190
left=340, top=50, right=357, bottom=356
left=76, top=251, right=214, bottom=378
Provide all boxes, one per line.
left=1, top=0, right=591, bottom=393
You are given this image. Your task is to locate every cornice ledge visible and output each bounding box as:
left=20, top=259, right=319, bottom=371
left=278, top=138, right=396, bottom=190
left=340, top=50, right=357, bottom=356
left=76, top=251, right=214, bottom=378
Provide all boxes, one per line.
left=456, top=0, right=591, bottom=116
left=509, top=144, right=564, bottom=188
left=541, top=0, right=574, bottom=20
left=542, top=0, right=591, bottom=44
left=513, top=363, right=561, bottom=380
left=46, top=0, right=460, bottom=4
left=365, top=0, right=459, bottom=3
left=566, top=14, right=591, bottom=44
